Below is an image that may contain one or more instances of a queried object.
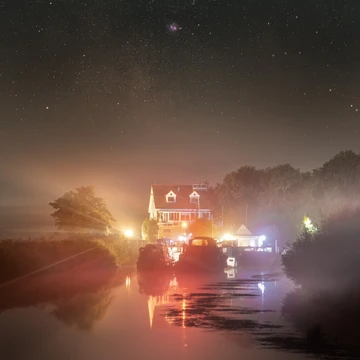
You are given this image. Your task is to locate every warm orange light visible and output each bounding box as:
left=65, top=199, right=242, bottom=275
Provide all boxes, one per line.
left=124, top=229, right=134, bottom=237
left=182, top=222, right=188, bottom=228
left=126, top=276, right=131, bottom=288
left=182, top=295, right=187, bottom=328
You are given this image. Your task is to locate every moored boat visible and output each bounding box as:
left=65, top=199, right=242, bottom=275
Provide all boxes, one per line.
left=137, top=244, right=173, bottom=272
left=175, top=236, right=227, bottom=273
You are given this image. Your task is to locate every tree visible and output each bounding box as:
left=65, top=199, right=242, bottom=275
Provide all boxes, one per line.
left=215, top=150, right=360, bottom=247
left=282, top=207, right=360, bottom=289
left=187, top=219, right=213, bottom=237
left=141, top=218, right=158, bottom=242
left=313, top=150, right=360, bottom=214
left=49, top=186, right=115, bottom=233
left=215, top=166, right=266, bottom=227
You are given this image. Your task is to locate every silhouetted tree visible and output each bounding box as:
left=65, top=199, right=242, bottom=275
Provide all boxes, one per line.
left=215, top=151, right=360, bottom=245
left=141, top=218, right=158, bottom=242
left=215, top=166, right=266, bottom=228
left=49, top=186, right=115, bottom=233
left=313, top=150, right=360, bottom=215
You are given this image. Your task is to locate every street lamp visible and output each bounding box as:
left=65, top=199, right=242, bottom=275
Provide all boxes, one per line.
left=124, top=229, right=134, bottom=238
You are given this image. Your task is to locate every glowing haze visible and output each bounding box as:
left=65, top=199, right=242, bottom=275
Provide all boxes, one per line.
left=1, top=1, right=360, bottom=234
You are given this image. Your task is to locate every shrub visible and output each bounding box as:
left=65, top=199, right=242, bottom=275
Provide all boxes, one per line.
left=282, top=207, right=360, bottom=290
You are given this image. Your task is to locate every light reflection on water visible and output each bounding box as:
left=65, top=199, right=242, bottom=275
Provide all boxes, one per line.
left=0, top=267, right=347, bottom=360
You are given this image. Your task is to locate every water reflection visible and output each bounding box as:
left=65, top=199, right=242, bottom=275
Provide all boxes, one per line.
left=0, top=269, right=127, bottom=331
left=138, top=271, right=177, bottom=329
left=137, top=270, right=359, bottom=359
left=224, top=268, right=236, bottom=279
left=51, top=288, right=114, bottom=331
left=281, top=289, right=360, bottom=358
left=258, top=282, right=265, bottom=295
left=126, top=276, right=131, bottom=289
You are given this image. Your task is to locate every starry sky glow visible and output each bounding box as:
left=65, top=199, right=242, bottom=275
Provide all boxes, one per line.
left=1, top=0, right=360, bottom=231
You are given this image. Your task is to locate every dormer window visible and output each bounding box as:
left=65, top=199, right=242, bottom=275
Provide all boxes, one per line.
left=190, top=191, right=200, bottom=203
left=166, top=191, right=176, bottom=203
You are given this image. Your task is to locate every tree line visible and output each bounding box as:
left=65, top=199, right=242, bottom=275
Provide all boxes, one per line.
left=47, top=150, right=360, bottom=245
left=213, top=150, right=360, bottom=246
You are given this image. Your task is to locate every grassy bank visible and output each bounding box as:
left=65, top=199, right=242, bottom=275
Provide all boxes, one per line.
left=0, top=234, right=138, bottom=284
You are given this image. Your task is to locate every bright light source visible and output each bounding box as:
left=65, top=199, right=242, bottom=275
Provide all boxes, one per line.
left=303, top=216, right=317, bottom=233
left=258, top=235, right=266, bottom=247
left=124, top=229, right=134, bottom=237
left=182, top=222, right=188, bottom=228
left=223, top=233, right=234, bottom=240
left=258, top=282, right=265, bottom=295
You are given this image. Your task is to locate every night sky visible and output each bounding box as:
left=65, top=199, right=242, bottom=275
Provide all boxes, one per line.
left=1, top=1, right=360, bottom=232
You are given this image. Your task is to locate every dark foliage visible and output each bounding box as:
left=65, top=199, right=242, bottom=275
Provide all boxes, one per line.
left=282, top=207, right=360, bottom=289
left=215, top=150, right=360, bottom=247
left=49, top=186, right=115, bottom=233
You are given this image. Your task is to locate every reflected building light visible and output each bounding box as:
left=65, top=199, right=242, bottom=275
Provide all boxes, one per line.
left=170, top=277, right=179, bottom=288
left=126, top=276, right=131, bottom=289
left=258, top=282, right=265, bottom=295
left=182, top=296, right=187, bottom=329
left=148, top=296, right=156, bottom=329
left=148, top=293, right=173, bottom=329
left=224, top=268, right=236, bottom=279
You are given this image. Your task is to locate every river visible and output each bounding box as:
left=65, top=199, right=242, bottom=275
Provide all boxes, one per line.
left=0, top=267, right=340, bottom=360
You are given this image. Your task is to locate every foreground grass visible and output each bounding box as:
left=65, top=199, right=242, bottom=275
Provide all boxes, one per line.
left=0, top=234, right=138, bottom=284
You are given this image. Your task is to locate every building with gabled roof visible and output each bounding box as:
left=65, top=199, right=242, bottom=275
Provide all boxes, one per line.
left=148, top=183, right=212, bottom=240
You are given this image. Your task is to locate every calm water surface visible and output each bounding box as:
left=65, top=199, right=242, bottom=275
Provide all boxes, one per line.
left=0, top=267, right=324, bottom=360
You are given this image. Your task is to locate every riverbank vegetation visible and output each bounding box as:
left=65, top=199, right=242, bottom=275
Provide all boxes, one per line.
left=0, top=234, right=137, bottom=284
left=281, top=207, right=360, bottom=351
left=214, top=150, right=360, bottom=247
left=0, top=186, right=141, bottom=285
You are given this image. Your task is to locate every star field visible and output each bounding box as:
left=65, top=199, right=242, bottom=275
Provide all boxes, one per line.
left=1, top=0, right=360, bottom=226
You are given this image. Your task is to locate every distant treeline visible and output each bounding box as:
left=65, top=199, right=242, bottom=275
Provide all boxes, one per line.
left=213, top=150, right=360, bottom=245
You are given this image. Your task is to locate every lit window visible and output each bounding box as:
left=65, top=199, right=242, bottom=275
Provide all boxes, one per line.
left=166, top=191, right=177, bottom=203
left=181, top=214, right=190, bottom=221
left=189, top=191, right=200, bottom=204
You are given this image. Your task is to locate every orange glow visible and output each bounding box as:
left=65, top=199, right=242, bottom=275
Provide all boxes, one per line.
left=148, top=296, right=156, bottom=329
left=182, top=296, right=187, bottom=328
left=126, top=276, right=131, bottom=288
left=124, top=229, right=134, bottom=237
left=182, top=221, right=188, bottom=228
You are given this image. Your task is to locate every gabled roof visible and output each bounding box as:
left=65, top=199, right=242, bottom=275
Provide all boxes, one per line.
left=236, top=224, right=252, bottom=236
left=151, top=185, right=212, bottom=210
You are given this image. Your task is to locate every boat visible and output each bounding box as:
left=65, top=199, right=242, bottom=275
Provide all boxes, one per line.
left=175, top=236, right=227, bottom=273
left=137, top=244, right=173, bottom=272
